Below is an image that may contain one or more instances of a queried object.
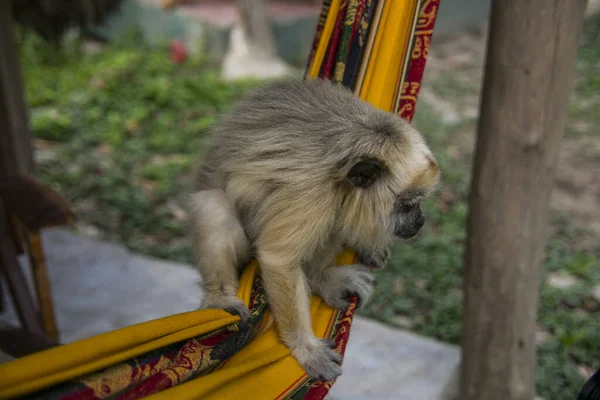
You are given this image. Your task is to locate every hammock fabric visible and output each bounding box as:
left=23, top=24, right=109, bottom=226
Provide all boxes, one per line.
left=0, top=1, right=440, bottom=399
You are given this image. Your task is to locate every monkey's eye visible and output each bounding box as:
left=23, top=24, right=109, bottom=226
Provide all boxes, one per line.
left=397, top=203, right=414, bottom=213
left=347, top=158, right=384, bottom=188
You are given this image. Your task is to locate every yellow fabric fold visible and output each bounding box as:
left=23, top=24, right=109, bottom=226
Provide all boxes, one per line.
left=359, top=0, right=419, bottom=111
left=144, top=293, right=339, bottom=400
left=306, top=0, right=419, bottom=113
left=0, top=252, right=355, bottom=400
left=307, top=0, right=342, bottom=79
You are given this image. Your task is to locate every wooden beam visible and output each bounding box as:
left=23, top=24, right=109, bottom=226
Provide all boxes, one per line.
left=26, top=230, right=60, bottom=342
left=460, top=1, right=588, bottom=400
left=0, top=175, right=74, bottom=343
left=0, top=204, right=45, bottom=337
left=0, top=0, right=34, bottom=178
left=0, top=175, right=76, bottom=231
left=0, top=326, right=58, bottom=358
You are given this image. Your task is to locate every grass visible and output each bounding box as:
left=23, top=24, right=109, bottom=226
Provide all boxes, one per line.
left=566, top=12, right=600, bottom=138
left=18, top=30, right=261, bottom=261
left=17, top=13, right=600, bottom=400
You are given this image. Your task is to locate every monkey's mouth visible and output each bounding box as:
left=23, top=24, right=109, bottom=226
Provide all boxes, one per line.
left=395, top=231, right=419, bottom=240
left=394, top=218, right=425, bottom=240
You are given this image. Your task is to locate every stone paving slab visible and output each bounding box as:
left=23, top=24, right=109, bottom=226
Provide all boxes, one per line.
left=1, top=229, right=201, bottom=344
left=0, top=228, right=460, bottom=399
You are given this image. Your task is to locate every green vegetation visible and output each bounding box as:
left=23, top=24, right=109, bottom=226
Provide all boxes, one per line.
left=17, top=14, right=600, bottom=400
left=18, top=31, right=261, bottom=261
left=566, top=12, right=600, bottom=138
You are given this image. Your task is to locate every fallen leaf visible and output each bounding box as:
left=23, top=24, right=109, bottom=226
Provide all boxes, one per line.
left=578, top=365, right=594, bottom=380
left=415, top=279, right=428, bottom=290
left=143, top=236, right=160, bottom=246
left=96, top=143, right=113, bottom=155
left=125, top=120, right=140, bottom=135
left=583, top=299, right=598, bottom=312
left=149, top=155, right=168, bottom=166
left=34, top=138, right=57, bottom=149
left=535, top=324, right=551, bottom=346
left=76, top=198, right=98, bottom=214
left=76, top=223, right=102, bottom=238
left=139, top=179, right=159, bottom=196
left=90, top=77, right=105, bottom=89
left=437, top=190, right=456, bottom=213
left=547, top=273, right=578, bottom=289
left=393, top=279, right=405, bottom=295
left=574, top=308, right=589, bottom=317
left=390, top=315, right=413, bottom=329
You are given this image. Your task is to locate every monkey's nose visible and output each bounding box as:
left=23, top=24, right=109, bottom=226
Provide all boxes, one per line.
left=416, top=215, right=425, bottom=229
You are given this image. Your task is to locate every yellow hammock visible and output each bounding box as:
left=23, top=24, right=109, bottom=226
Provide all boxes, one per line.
left=0, top=1, right=440, bottom=399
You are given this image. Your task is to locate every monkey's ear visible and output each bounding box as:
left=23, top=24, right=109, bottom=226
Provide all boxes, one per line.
left=347, top=159, right=384, bottom=188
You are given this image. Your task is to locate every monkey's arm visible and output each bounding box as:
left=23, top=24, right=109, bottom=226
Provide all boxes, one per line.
left=356, top=246, right=391, bottom=269
left=255, top=197, right=342, bottom=381
left=304, top=245, right=375, bottom=310
left=258, top=250, right=341, bottom=380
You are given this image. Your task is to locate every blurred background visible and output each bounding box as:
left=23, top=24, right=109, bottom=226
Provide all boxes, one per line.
left=4, top=0, right=600, bottom=399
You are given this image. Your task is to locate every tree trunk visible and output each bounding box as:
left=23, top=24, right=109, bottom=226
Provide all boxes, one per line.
left=460, top=1, right=588, bottom=400
left=0, top=0, right=34, bottom=178
left=236, top=0, right=277, bottom=58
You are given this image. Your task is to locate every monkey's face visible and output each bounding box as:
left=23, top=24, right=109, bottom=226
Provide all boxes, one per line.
left=347, top=159, right=432, bottom=241
left=341, top=121, right=440, bottom=248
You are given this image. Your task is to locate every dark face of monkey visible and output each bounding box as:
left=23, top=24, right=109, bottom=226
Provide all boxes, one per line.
left=347, top=158, right=432, bottom=241
left=391, top=197, right=426, bottom=239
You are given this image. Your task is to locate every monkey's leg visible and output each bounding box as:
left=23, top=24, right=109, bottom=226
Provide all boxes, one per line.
left=257, top=250, right=343, bottom=381
left=189, top=190, right=252, bottom=325
left=305, top=248, right=375, bottom=310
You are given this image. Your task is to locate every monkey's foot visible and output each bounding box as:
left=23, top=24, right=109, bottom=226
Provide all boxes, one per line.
left=314, top=264, right=374, bottom=310
left=292, top=338, right=342, bottom=381
left=199, top=295, right=251, bottom=327
left=357, top=247, right=391, bottom=269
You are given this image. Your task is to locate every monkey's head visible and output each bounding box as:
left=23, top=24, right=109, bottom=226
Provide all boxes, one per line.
left=336, top=111, right=440, bottom=250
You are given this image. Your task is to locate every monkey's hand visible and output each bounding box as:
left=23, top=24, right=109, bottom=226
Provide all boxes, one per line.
left=292, top=337, right=342, bottom=381
left=357, top=247, right=391, bottom=269
left=199, top=295, right=251, bottom=327
left=312, top=264, right=374, bottom=309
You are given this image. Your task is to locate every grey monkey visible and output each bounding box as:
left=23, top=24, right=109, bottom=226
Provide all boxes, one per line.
left=189, top=78, right=440, bottom=381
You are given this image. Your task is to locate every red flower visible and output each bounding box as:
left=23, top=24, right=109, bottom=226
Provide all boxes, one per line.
left=169, top=40, right=188, bottom=64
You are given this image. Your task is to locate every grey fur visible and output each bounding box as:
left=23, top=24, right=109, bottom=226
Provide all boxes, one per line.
left=189, top=78, right=440, bottom=381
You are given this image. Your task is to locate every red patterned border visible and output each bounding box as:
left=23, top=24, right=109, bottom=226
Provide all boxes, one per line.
left=280, top=254, right=361, bottom=400
left=397, top=0, right=441, bottom=122
left=304, top=0, right=333, bottom=78
left=304, top=304, right=357, bottom=399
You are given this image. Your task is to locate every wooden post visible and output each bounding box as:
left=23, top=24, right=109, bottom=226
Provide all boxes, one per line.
left=0, top=203, right=45, bottom=337
left=0, top=0, right=34, bottom=177
left=0, top=1, right=62, bottom=346
left=0, top=0, right=34, bottom=317
left=27, top=230, right=60, bottom=341
left=460, top=1, right=588, bottom=400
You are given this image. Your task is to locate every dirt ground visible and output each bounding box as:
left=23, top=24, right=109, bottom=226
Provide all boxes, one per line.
left=421, top=17, right=600, bottom=251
